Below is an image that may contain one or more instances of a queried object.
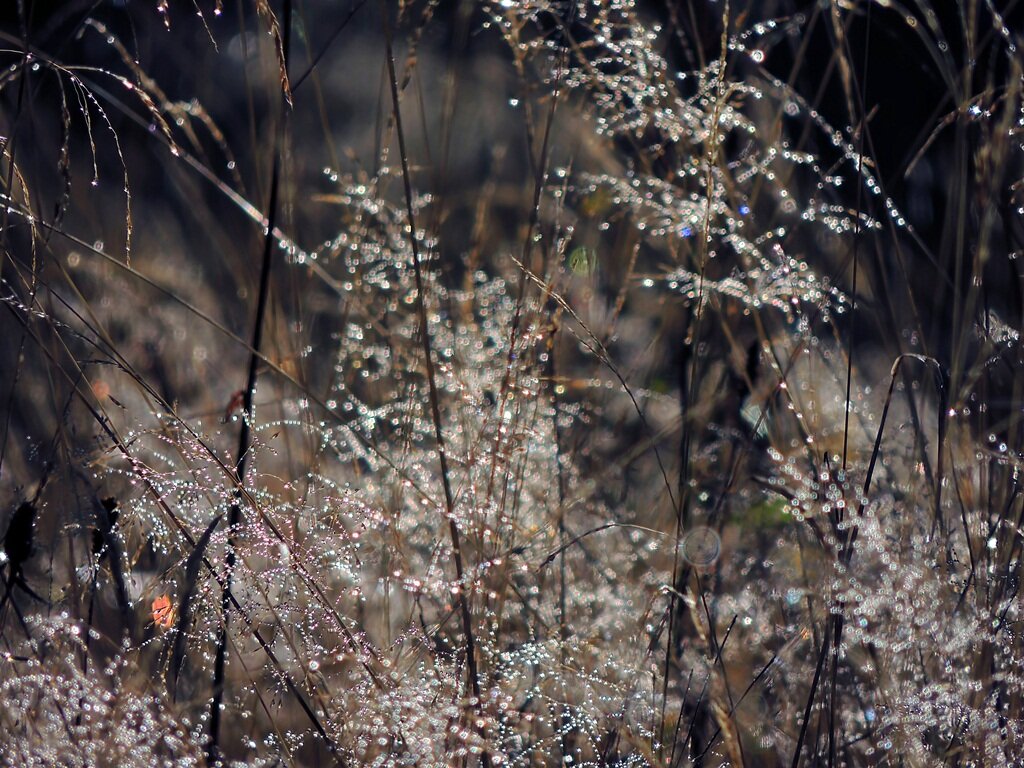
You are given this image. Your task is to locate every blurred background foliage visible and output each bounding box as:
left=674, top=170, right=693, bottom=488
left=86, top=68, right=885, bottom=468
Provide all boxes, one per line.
left=1, top=1, right=1024, bottom=765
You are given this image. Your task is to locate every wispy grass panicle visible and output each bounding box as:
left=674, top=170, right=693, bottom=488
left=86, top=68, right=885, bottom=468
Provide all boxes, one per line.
left=1, top=0, right=1023, bottom=765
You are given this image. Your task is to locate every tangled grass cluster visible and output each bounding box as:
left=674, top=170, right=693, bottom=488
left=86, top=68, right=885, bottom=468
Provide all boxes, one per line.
left=1, top=0, right=1022, bottom=765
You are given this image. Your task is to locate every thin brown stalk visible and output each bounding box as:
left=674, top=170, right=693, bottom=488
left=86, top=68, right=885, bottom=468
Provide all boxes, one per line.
left=380, top=5, right=489, bottom=766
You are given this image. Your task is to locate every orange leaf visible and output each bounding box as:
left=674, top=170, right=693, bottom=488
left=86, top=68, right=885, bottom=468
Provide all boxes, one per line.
left=151, top=594, right=175, bottom=629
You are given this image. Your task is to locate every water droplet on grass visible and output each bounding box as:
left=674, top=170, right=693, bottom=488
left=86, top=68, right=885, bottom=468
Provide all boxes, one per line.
left=682, top=527, right=721, bottom=568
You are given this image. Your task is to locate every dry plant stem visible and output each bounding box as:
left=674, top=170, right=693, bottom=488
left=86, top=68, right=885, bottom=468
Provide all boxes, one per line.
left=761, top=10, right=938, bottom=495
left=790, top=353, right=940, bottom=767
left=485, top=56, right=561, bottom=506
left=290, top=0, right=367, bottom=93
left=171, top=514, right=222, bottom=698
left=2, top=297, right=341, bottom=759
left=544, top=315, right=573, bottom=764
left=663, top=2, right=731, bottom=757
left=26, top=211, right=443, bottom=520
left=19, top=205, right=397, bottom=712
left=205, top=142, right=278, bottom=766
left=3, top=2, right=1021, bottom=763
left=380, top=5, right=489, bottom=766
left=834, top=7, right=872, bottom=763
left=790, top=618, right=831, bottom=768
left=208, top=2, right=292, bottom=763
